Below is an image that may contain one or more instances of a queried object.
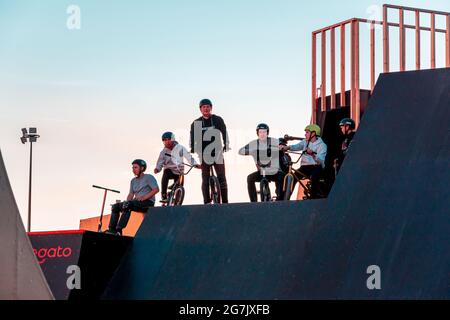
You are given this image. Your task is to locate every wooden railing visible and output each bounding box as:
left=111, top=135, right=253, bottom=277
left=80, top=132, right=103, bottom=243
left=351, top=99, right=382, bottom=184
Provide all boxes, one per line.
left=311, top=4, right=450, bottom=128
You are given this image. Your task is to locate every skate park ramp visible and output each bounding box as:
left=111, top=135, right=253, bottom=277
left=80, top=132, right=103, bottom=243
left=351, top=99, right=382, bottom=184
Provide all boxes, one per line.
left=104, top=68, right=450, bottom=299
left=0, top=150, right=54, bottom=300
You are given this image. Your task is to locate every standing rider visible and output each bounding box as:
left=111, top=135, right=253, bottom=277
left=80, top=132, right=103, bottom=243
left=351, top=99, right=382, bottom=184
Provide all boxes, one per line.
left=190, top=98, right=230, bottom=204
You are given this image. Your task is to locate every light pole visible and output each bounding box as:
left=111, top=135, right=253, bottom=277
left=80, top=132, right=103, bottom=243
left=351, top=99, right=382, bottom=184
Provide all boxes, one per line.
left=20, top=127, right=40, bottom=232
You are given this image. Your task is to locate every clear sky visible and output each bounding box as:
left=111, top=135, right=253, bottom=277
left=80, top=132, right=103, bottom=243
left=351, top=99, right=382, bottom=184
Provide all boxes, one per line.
left=0, top=0, right=448, bottom=231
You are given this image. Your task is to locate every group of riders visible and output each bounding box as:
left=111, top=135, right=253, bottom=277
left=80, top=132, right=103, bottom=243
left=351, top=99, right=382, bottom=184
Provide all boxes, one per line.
left=106, top=99, right=356, bottom=235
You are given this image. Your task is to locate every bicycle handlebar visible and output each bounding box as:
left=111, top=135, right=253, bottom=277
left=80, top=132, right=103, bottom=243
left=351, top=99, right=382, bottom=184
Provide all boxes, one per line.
left=284, top=135, right=304, bottom=141
left=163, top=153, right=198, bottom=175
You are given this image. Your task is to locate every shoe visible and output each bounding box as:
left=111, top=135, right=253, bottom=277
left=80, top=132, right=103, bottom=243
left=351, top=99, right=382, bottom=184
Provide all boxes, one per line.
left=104, top=229, right=116, bottom=235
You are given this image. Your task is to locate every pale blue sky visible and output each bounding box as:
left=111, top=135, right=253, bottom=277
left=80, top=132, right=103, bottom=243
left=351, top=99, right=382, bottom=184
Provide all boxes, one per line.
left=0, top=0, right=448, bottom=231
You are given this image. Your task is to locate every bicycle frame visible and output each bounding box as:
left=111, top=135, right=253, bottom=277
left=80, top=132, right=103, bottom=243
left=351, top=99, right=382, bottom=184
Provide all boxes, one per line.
left=258, top=166, right=273, bottom=202
left=282, top=151, right=311, bottom=196
left=165, top=162, right=196, bottom=206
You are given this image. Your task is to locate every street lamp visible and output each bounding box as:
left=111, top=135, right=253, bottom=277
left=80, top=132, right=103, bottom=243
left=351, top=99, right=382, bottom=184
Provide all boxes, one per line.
left=20, top=127, right=40, bottom=232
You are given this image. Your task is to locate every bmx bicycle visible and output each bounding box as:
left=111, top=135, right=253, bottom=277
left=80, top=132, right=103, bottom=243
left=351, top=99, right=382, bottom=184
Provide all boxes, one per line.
left=281, top=135, right=328, bottom=200
left=161, top=154, right=198, bottom=206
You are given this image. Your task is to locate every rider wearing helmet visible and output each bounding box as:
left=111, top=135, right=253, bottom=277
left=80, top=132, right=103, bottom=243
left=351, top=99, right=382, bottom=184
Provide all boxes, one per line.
left=107, top=159, right=159, bottom=235
left=280, top=124, right=327, bottom=199
left=154, top=131, right=200, bottom=203
left=334, top=118, right=356, bottom=173
left=189, top=98, right=230, bottom=204
left=238, top=123, right=284, bottom=202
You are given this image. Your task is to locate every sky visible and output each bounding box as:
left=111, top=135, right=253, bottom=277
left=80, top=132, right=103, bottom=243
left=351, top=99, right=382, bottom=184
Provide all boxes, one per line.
left=0, top=0, right=448, bottom=231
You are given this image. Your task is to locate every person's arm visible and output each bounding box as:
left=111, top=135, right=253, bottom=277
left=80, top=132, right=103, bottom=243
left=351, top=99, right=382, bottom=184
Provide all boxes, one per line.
left=238, top=143, right=250, bottom=156
left=155, top=151, right=165, bottom=173
left=139, top=188, right=159, bottom=201
left=189, top=121, right=195, bottom=153
left=343, top=132, right=355, bottom=155
left=137, top=176, right=159, bottom=201
left=127, top=182, right=134, bottom=201
left=181, top=145, right=198, bottom=166
left=289, top=140, right=306, bottom=152
left=216, top=116, right=230, bottom=151
left=314, top=142, right=327, bottom=167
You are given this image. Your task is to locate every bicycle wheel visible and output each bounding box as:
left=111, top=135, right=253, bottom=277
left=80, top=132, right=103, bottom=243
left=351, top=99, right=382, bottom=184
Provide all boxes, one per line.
left=172, top=186, right=185, bottom=206
left=209, top=176, right=222, bottom=204
left=260, top=179, right=271, bottom=202
left=166, top=191, right=174, bottom=206
left=283, top=174, right=294, bottom=200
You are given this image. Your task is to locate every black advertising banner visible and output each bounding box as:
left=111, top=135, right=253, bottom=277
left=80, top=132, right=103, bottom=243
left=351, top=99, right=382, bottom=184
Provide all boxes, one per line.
left=29, top=231, right=84, bottom=300
left=28, top=230, right=132, bottom=300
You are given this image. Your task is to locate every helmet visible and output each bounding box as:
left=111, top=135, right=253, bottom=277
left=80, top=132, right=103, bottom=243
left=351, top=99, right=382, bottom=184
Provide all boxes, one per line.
left=132, top=159, right=147, bottom=171
left=256, top=123, right=269, bottom=134
left=305, top=124, right=321, bottom=136
left=339, top=118, right=356, bottom=130
left=199, top=99, right=213, bottom=107
left=161, top=131, right=175, bottom=141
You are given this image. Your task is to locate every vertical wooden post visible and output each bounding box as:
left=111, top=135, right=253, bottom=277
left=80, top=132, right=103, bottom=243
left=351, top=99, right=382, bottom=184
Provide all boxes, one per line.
left=350, top=21, right=356, bottom=123
left=383, top=5, right=390, bottom=73
left=340, top=24, right=346, bottom=107
left=415, top=10, right=421, bottom=70
left=321, top=31, right=327, bottom=112
left=399, top=9, right=406, bottom=71
left=330, top=28, right=336, bottom=109
left=354, top=21, right=360, bottom=128
left=446, top=14, right=450, bottom=68
left=431, top=13, right=436, bottom=69
left=370, top=22, right=375, bottom=92
left=312, top=33, right=317, bottom=124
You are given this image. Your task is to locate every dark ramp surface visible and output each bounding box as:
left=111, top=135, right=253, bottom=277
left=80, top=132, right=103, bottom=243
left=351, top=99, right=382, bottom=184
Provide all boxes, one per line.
left=104, top=68, right=450, bottom=299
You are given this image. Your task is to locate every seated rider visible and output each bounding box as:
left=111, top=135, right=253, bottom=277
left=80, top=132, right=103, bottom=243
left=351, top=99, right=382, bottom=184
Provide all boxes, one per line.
left=279, top=124, right=327, bottom=199
left=334, top=118, right=356, bottom=174
left=239, top=123, right=285, bottom=202
left=154, top=132, right=200, bottom=203
left=107, top=159, right=159, bottom=235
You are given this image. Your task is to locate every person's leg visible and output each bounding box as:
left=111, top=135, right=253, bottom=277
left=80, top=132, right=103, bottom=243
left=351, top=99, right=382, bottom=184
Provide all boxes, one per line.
left=108, top=202, right=123, bottom=232
left=247, top=171, right=261, bottom=202
left=201, top=163, right=212, bottom=204
left=297, top=165, right=319, bottom=198
left=162, top=170, right=180, bottom=201
left=309, top=166, right=324, bottom=198
left=161, top=169, right=171, bottom=200
left=168, top=170, right=180, bottom=186
left=267, top=172, right=284, bottom=201
left=294, top=166, right=313, bottom=197
left=214, top=162, right=228, bottom=203
left=116, top=200, right=155, bottom=234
